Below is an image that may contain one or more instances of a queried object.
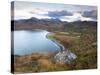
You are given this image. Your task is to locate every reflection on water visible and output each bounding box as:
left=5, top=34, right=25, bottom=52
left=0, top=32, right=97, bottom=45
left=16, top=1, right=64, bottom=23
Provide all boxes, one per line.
left=11, top=30, right=60, bottom=55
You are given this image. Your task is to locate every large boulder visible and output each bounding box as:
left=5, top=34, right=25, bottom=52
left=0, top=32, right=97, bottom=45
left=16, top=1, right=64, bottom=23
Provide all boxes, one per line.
left=54, top=50, right=77, bottom=64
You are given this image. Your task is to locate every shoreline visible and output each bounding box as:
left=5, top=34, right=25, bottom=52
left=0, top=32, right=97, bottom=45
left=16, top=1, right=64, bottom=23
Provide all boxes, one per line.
left=46, top=32, right=65, bottom=51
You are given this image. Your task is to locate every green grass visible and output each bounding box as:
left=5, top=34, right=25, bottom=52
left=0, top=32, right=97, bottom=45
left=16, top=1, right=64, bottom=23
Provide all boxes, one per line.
left=46, top=33, right=56, bottom=40
left=13, top=23, right=97, bottom=73
left=53, top=31, right=97, bottom=70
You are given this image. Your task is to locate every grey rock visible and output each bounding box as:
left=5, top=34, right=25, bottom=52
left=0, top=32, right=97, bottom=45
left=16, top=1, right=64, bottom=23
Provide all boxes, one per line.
left=54, top=50, right=77, bottom=64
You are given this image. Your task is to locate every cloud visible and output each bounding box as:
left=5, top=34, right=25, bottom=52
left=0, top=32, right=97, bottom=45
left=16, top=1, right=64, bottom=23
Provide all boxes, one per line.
left=29, top=10, right=73, bottom=19
left=60, top=13, right=95, bottom=22
left=14, top=10, right=33, bottom=20
left=29, top=8, right=48, bottom=15
left=47, top=10, right=73, bottom=18
left=82, top=10, right=97, bottom=20
left=13, top=4, right=97, bottom=22
left=14, top=9, right=51, bottom=20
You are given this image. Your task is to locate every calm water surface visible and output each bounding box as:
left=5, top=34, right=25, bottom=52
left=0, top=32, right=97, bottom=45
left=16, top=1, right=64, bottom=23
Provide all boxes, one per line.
left=11, top=30, right=60, bottom=55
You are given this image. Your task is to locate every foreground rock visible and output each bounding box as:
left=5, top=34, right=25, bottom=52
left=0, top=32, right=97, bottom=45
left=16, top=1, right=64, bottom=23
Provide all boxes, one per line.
left=54, top=50, right=77, bottom=64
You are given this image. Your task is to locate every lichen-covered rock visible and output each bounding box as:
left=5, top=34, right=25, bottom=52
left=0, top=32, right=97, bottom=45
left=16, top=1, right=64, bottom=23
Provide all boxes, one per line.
left=54, top=50, right=77, bottom=64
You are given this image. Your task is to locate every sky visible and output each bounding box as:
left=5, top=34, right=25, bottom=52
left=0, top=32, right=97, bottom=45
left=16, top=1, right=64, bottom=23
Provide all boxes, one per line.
left=11, top=1, right=97, bottom=22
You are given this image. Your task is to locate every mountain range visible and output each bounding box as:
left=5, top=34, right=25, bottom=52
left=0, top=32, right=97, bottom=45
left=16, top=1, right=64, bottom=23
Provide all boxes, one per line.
left=11, top=17, right=97, bottom=31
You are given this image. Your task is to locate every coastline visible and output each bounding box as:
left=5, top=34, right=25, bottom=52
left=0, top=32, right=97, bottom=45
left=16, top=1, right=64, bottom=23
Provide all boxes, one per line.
left=46, top=32, right=65, bottom=51
left=12, top=30, right=97, bottom=73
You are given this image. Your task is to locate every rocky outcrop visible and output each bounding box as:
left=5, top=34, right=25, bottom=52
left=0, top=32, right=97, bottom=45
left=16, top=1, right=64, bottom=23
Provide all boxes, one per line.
left=47, top=32, right=77, bottom=64
left=54, top=50, right=77, bottom=64
left=52, top=38, right=77, bottom=64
